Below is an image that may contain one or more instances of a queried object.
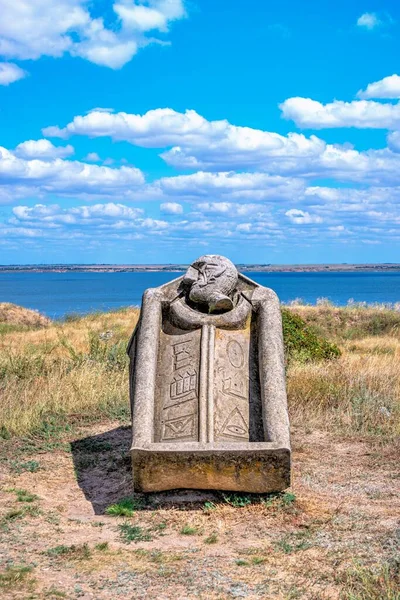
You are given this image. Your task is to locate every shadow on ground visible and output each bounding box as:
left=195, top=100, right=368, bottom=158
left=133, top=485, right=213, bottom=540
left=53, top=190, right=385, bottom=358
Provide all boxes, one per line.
left=70, top=426, right=223, bottom=514
left=71, top=426, right=133, bottom=514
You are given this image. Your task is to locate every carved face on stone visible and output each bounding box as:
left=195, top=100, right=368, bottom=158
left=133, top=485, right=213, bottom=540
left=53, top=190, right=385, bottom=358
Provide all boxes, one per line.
left=182, top=255, right=238, bottom=313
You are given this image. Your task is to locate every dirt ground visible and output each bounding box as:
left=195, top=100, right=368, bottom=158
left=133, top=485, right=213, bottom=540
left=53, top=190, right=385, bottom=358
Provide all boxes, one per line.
left=0, top=422, right=399, bottom=600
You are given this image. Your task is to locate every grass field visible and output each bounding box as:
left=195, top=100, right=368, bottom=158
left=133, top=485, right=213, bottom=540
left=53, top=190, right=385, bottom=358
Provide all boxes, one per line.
left=0, top=302, right=399, bottom=599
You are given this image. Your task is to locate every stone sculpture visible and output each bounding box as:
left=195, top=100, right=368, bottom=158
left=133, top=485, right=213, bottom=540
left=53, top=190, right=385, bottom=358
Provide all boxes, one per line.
left=127, top=254, right=291, bottom=492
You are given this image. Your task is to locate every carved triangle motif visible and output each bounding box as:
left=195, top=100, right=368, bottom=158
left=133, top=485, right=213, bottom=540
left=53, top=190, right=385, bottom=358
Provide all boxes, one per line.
left=219, top=407, right=248, bottom=440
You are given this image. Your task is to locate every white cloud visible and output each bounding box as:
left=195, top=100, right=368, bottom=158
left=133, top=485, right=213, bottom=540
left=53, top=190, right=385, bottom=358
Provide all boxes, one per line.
left=0, top=146, right=144, bottom=198
left=153, top=171, right=306, bottom=200
left=43, top=106, right=400, bottom=186
left=387, top=131, right=400, bottom=153
left=160, top=202, right=183, bottom=214
left=196, top=202, right=263, bottom=216
left=114, top=0, right=185, bottom=32
left=15, top=139, right=74, bottom=160
left=0, top=0, right=186, bottom=70
left=285, top=209, right=323, bottom=224
left=12, top=203, right=144, bottom=226
left=0, top=61, right=27, bottom=85
left=5, top=181, right=400, bottom=250
left=43, top=107, right=325, bottom=171
left=356, top=12, right=382, bottom=30
left=280, top=97, right=400, bottom=129
left=84, top=152, right=101, bottom=162
left=357, top=74, right=400, bottom=99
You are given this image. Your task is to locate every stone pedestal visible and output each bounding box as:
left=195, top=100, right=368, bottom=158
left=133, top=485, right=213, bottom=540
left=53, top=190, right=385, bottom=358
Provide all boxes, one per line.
left=128, top=255, right=291, bottom=492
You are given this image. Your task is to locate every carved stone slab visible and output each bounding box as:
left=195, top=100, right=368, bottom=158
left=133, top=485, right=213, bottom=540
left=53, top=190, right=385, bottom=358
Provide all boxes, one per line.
left=127, top=255, right=291, bottom=493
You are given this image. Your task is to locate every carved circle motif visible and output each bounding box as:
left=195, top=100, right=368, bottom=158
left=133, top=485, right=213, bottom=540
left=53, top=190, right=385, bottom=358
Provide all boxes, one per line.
left=227, top=339, right=244, bottom=368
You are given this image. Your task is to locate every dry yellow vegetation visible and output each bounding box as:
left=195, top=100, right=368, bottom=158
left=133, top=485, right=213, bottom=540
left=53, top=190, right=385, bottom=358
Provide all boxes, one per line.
left=0, top=304, right=399, bottom=599
left=0, top=304, right=399, bottom=443
left=0, top=302, right=51, bottom=331
left=0, top=307, right=139, bottom=437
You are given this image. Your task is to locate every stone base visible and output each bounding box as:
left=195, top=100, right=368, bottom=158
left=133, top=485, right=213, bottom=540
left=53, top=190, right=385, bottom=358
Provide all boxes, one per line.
left=131, top=443, right=290, bottom=493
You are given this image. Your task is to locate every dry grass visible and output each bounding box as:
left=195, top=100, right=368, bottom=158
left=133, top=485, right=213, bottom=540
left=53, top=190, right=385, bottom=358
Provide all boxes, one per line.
left=0, top=307, right=139, bottom=437
left=0, top=303, right=398, bottom=599
left=288, top=336, right=400, bottom=441
left=1, top=304, right=400, bottom=445
left=0, top=303, right=51, bottom=332
left=287, top=300, right=400, bottom=341
left=0, top=421, right=398, bottom=599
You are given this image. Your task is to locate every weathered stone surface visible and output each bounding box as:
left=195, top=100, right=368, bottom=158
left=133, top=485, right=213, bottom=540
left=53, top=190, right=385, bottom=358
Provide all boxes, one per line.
left=128, top=255, right=291, bottom=492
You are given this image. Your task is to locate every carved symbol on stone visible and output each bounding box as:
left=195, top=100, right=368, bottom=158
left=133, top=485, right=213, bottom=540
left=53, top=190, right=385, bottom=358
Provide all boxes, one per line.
left=170, top=369, right=197, bottom=402
left=227, top=339, right=244, bottom=368
left=219, top=407, right=248, bottom=439
left=219, top=368, right=247, bottom=401
left=162, top=414, right=195, bottom=440
left=172, top=340, right=193, bottom=371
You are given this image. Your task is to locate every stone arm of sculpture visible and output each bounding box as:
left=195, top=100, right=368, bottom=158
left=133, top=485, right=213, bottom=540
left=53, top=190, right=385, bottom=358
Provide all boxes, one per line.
left=251, top=286, right=290, bottom=449
left=129, top=288, right=163, bottom=448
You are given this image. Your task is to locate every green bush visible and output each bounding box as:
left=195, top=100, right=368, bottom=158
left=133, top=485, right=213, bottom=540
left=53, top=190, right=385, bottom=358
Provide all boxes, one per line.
left=281, top=309, right=341, bottom=363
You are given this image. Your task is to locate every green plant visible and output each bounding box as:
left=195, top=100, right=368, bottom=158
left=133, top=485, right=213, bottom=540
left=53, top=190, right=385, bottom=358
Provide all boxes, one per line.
left=251, top=556, right=266, bottom=565
left=43, top=586, right=67, bottom=598
left=87, top=332, right=128, bottom=371
left=281, top=492, right=296, bottom=506
left=10, top=460, right=40, bottom=474
left=180, top=525, right=198, bottom=535
left=45, top=544, right=91, bottom=560
left=95, top=542, right=109, bottom=551
left=235, top=559, right=248, bottom=566
left=118, top=523, right=152, bottom=543
left=281, top=308, right=341, bottom=363
left=15, top=489, right=39, bottom=503
left=0, top=565, right=34, bottom=589
left=222, top=493, right=252, bottom=507
left=263, top=491, right=297, bottom=509
left=1, top=505, right=41, bottom=523
left=275, top=530, right=313, bottom=554
left=341, top=561, right=400, bottom=600
left=204, top=532, right=218, bottom=544
left=0, top=425, right=10, bottom=439
left=106, top=496, right=146, bottom=517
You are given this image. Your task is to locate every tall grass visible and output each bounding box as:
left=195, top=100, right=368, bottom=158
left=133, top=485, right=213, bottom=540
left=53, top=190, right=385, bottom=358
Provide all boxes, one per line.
left=287, top=301, right=400, bottom=340
left=288, top=338, right=400, bottom=440
left=0, top=308, right=139, bottom=438
left=0, top=304, right=399, bottom=442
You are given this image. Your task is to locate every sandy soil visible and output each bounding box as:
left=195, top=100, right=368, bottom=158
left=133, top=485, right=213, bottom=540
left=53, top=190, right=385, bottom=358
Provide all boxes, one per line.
left=0, top=422, right=399, bottom=600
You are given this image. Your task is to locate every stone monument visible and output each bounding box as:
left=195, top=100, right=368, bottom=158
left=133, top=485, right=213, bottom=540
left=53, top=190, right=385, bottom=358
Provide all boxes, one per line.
left=127, top=255, right=291, bottom=493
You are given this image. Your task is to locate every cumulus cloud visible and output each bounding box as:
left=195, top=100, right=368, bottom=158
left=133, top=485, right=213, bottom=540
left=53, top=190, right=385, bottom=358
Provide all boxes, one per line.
left=160, top=202, right=183, bottom=214
left=0, top=0, right=186, bottom=70
left=6, top=182, right=400, bottom=250
left=357, top=74, right=400, bottom=99
left=0, top=61, right=27, bottom=85
left=387, top=131, right=400, bottom=153
left=12, top=203, right=144, bottom=226
left=356, top=12, right=382, bottom=30
left=153, top=171, right=306, bottom=200
left=42, top=105, right=400, bottom=185
left=84, top=152, right=101, bottom=162
left=285, top=209, right=323, bottom=224
left=195, top=202, right=263, bottom=216
left=280, top=97, right=400, bottom=129
left=0, top=146, right=144, bottom=198
left=14, top=139, right=74, bottom=160
left=43, top=107, right=326, bottom=171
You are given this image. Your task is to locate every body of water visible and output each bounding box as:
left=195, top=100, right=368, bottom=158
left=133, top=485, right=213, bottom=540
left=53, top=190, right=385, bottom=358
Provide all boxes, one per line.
left=1, top=271, right=400, bottom=319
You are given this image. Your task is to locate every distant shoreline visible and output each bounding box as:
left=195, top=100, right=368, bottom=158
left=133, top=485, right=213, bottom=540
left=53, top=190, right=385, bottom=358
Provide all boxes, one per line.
left=1, top=263, right=400, bottom=274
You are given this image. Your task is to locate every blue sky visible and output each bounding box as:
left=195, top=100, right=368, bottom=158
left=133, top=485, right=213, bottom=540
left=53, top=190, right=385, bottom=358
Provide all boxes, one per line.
left=0, top=0, right=400, bottom=264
